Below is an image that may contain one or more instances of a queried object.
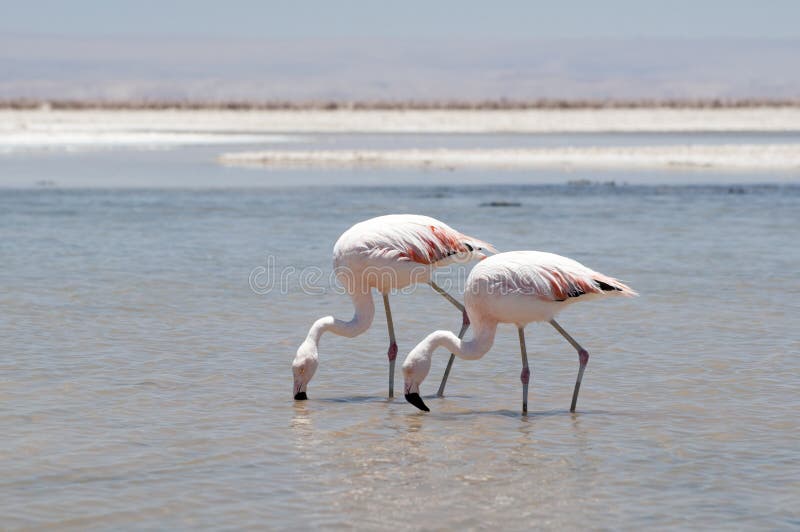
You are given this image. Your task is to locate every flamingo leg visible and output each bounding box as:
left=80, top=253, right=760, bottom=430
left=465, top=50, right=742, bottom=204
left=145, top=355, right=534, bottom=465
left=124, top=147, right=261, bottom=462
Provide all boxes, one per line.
left=382, top=293, right=398, bottom=398
left=429, top=281, right=470, bottom=397
left=436, top=311, right=469, bottom=397
left=429, top=280, right=465, bottom=313
left=518, top=327, right=530, bottom=414
left=549, top=319, right=589, bottom=413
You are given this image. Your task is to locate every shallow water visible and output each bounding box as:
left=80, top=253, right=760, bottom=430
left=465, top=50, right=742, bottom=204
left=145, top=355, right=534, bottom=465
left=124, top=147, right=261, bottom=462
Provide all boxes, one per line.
left=1, top=143, right=799, bottom=529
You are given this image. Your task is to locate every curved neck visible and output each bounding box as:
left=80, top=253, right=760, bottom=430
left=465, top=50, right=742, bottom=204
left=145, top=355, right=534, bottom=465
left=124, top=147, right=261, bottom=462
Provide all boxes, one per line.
left=424, top=318, right=497, bottom=362
left=307, top=289, right=375, bottom=346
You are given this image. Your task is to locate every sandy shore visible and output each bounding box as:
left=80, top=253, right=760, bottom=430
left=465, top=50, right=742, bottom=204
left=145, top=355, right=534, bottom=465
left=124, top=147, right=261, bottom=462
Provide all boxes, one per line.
left=218, top=145, right=800, bottom=171
left=3, top=107, right=800, bottom=134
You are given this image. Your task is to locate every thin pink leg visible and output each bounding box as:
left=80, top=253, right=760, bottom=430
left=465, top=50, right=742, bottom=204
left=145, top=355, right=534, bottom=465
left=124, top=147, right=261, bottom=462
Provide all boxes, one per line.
left=518, top=327, right=530, bottom=414
left=383, top=294, right=398, bottom=398
left=437, top=309, right=470, bottom=397
left=429, top=281, right=470, bottom=397
left=549, top=319, right=590, bottom=413
left=571, top=349, right=589, bottom=412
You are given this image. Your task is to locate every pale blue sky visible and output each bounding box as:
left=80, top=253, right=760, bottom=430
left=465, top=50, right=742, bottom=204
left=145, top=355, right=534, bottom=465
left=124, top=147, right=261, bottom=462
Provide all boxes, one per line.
left=2, top=0, right=799, bottom=39
left=2, top=1, right=799, bottom=100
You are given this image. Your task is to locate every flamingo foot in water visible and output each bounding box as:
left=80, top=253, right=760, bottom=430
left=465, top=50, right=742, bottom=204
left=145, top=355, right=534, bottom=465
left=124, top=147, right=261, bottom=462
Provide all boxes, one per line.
left=570, top=349, right=590, bottom=413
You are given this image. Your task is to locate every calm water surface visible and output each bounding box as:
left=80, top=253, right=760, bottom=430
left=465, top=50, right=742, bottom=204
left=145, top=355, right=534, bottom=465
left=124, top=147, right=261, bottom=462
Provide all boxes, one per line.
left=1, top=144, right=799, bottom=529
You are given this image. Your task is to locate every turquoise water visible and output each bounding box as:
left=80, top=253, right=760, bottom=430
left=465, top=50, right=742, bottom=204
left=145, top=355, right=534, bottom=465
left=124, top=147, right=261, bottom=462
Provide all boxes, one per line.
left=1, top=142, right=799, bottom=529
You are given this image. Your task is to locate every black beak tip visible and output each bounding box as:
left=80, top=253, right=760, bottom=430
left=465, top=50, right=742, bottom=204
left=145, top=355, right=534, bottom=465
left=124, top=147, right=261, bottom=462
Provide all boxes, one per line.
left=405, top=393, right=430, bottom=412
left=294, top=391, right=308, bottom=400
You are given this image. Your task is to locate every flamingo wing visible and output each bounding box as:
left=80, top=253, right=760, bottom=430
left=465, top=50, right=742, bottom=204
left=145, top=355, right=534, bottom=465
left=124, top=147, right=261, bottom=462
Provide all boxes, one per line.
left=359, top=215, right=495, bottom=265
left=488, top=251, right=636, bottom=301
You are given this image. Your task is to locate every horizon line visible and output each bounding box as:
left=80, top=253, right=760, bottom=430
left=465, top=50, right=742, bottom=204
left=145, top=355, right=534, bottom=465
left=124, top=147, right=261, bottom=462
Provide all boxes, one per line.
left=4, top=98, right=800, bottom=111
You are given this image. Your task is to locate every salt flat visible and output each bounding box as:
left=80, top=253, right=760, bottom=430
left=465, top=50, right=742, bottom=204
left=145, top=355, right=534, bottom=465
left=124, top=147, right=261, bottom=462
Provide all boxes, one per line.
left=3, top=107, right=800, bottom=135
left=219, top=145, right=800, bottom=171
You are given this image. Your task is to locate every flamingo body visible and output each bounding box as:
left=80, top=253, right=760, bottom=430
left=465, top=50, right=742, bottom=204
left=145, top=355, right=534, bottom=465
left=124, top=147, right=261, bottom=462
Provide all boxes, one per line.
left=402, top=250, right=636, bottom=413
left=333, top=214, right=492, bottom=291
left=293, top=214, right=493, bottom=400
left=467, top=251, right=634, bottom=326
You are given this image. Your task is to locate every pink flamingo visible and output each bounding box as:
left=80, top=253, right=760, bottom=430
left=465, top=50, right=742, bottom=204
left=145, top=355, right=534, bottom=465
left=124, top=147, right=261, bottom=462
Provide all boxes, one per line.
left=292, top=214, right=494, bottom=400
left=402, top=250, right=636, bottom=413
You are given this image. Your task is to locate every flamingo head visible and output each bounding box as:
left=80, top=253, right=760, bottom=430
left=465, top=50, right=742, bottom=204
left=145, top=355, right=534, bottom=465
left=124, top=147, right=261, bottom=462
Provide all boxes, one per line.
left=401, top=345, right=432, bottom=412
left=292, top=340, right=318, bottom=400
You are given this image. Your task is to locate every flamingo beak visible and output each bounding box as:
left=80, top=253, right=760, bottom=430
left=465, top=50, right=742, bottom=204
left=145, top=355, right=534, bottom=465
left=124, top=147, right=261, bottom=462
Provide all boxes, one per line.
left=294, top=378, right=308, bottom=400
left=405, top=393, right=429, bottom=412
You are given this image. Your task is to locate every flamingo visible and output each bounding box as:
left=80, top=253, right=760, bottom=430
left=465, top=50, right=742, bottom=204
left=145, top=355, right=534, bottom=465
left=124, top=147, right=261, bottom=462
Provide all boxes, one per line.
left=292, top=214, right=495, bottom=400
left=401, top=250, right=637, bottom=413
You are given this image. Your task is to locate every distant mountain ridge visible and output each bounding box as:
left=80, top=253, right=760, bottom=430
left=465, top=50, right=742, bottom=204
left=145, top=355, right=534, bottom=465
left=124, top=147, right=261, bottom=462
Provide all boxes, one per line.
left=1, top=35, right=798, bottom=101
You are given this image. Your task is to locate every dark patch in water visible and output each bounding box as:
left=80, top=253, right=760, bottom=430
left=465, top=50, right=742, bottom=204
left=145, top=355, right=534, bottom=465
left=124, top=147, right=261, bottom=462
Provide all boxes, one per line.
left=480, top=201, right=522, bottom=207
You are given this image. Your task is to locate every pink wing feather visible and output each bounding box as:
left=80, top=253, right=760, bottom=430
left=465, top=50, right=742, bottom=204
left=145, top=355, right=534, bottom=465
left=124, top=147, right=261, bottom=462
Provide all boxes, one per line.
left=353, top=215, right=495, bottom=265
left=400, top=223, right=496, bottom=264
left=486, top=251, right=636, bottom=301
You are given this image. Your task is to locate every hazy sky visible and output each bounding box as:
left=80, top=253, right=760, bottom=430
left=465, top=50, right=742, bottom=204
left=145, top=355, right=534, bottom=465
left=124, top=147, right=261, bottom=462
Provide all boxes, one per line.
left=2, top=1, right=799, bottom=101
left=3, top=0, right=799, bottom=39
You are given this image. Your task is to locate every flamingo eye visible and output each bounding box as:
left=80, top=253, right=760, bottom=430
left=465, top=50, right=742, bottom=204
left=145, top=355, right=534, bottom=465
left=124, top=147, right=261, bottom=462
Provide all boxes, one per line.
left=299, top=367, right=305, bottom=375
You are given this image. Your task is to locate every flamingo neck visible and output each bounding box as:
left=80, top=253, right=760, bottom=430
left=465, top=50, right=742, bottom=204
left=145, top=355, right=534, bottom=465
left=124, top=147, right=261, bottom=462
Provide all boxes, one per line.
left=306, top=288, right=375, bottom=346
left=423, top=318, right=497, bottom=362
